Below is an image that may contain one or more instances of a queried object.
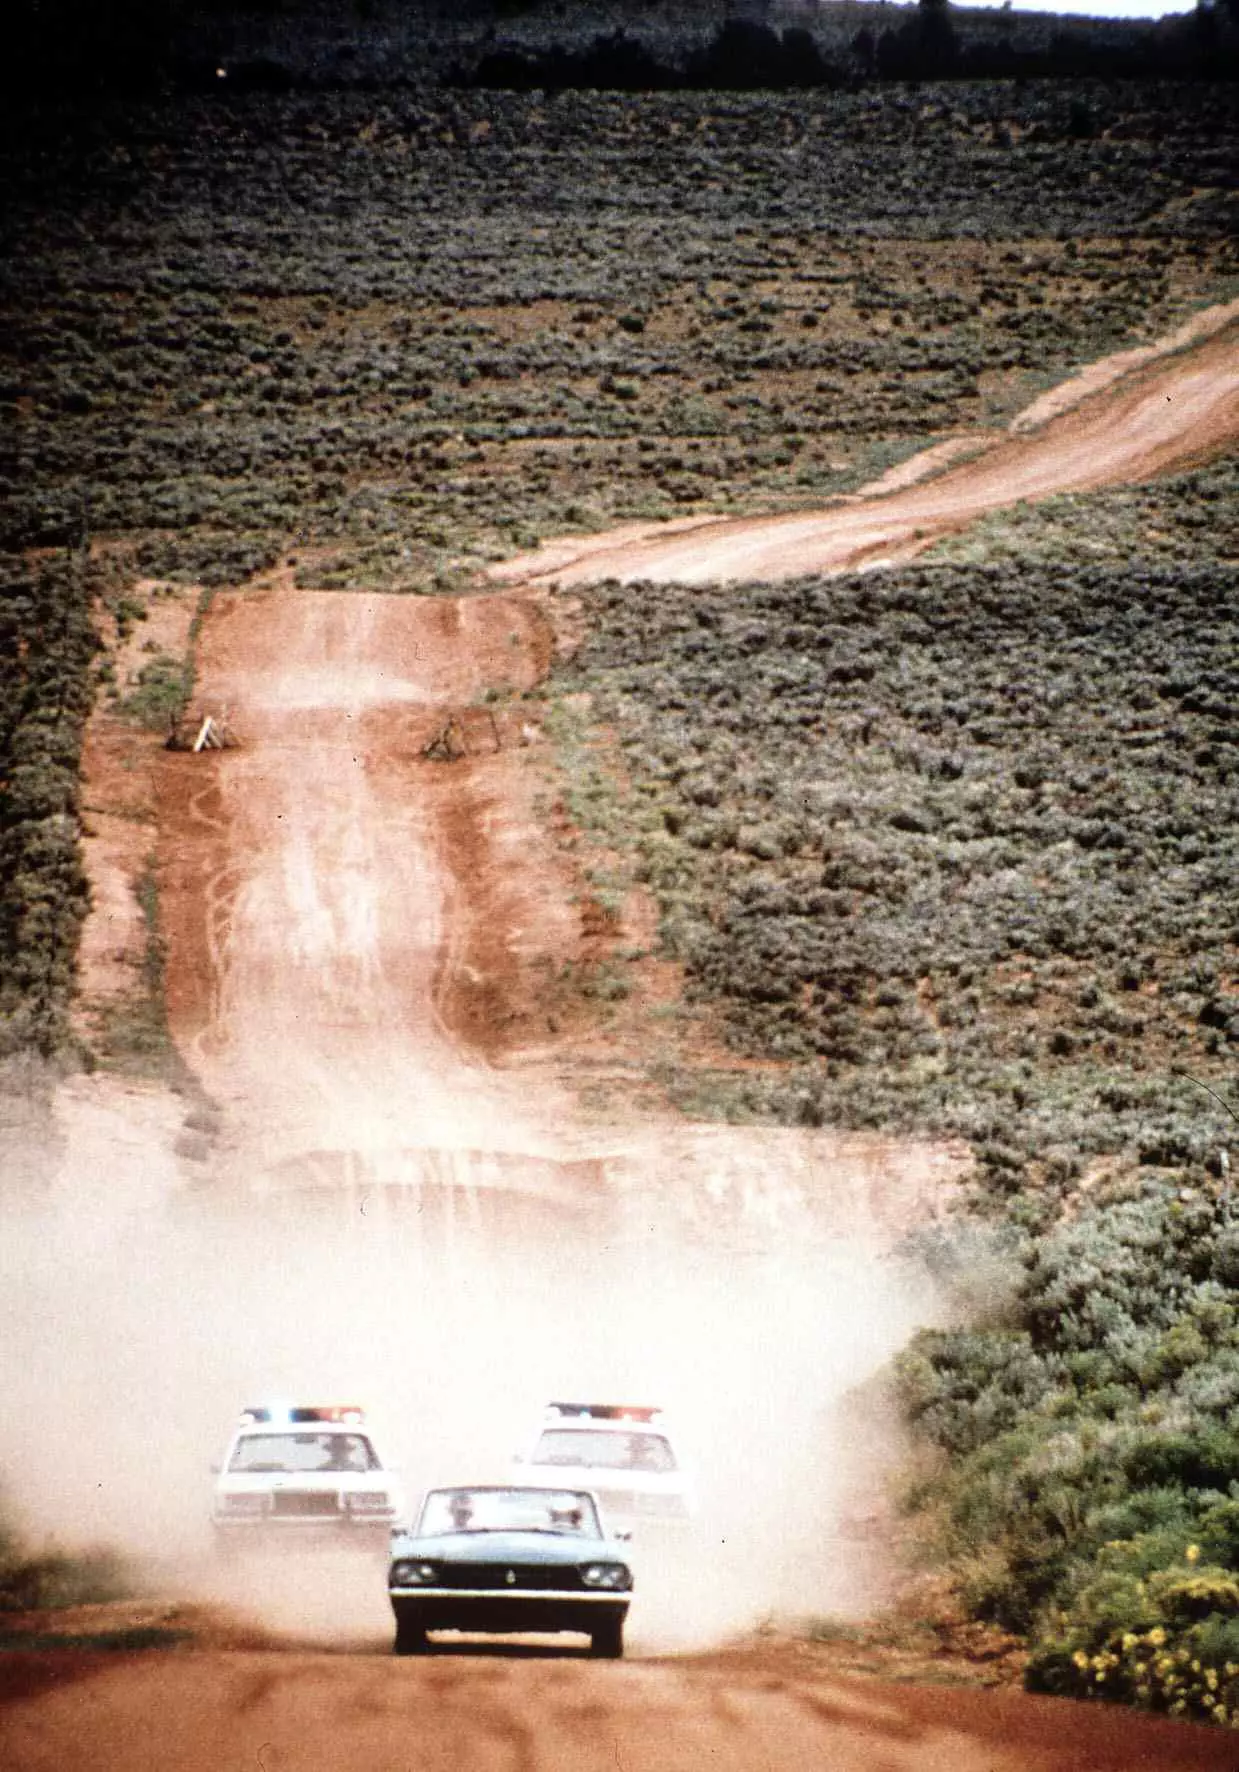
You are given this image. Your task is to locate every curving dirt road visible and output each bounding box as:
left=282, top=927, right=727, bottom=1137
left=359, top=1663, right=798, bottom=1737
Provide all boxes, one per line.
left=490, top=303, right=1239, bottom=588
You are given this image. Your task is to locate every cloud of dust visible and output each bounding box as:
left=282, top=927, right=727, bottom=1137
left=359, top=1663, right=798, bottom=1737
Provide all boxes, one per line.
left=0, top=1116, right=940, bottom=1654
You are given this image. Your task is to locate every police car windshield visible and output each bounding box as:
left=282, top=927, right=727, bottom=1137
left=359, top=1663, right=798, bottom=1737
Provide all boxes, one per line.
left=533, top=1429, right=677, bottom=1473
left=419, top=1488, right=602, bottom=1538
left=228, top=1431, right=378, bottom=1474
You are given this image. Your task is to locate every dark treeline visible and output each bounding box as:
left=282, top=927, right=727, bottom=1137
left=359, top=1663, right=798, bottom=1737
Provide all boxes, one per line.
left=3, top=0, right=1236, bottom=102
left=459, top=11, right=1239, bottom=94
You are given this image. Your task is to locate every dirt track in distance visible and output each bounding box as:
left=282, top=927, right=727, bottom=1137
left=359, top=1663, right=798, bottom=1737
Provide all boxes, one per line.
left=490, top=301, right=1239, bottom=588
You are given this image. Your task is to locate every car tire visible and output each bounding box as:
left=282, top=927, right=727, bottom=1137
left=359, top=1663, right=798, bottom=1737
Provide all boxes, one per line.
left=393, top=1613, right=429, bottom=1656
left=590, top=1616, right=624, bottom=1659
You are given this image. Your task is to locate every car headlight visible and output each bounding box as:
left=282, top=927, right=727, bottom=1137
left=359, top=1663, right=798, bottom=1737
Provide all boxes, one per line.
left=580, top=1562, right=630, bottom=1590
left=390, top=1561, right=439, bottom=1586
left=217, top=1494, right=269, bottom=1517
left=345, top=1491, right=392, bottom=1513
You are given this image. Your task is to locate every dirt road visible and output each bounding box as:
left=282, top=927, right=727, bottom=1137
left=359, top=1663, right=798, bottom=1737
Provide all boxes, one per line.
left=491, top=303, right=1239, bottom=588
left=4, top=1642, right=1237, bottom=1772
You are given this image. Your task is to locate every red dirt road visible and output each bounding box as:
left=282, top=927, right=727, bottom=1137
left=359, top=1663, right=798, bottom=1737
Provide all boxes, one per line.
left=4, top=1644, right=1237, bottom=1772
left=491, top=303, right=1239, bottom=588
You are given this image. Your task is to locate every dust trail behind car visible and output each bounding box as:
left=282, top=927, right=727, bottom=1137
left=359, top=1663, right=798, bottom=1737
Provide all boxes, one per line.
left=0, top=1140, right=938, bottom=1650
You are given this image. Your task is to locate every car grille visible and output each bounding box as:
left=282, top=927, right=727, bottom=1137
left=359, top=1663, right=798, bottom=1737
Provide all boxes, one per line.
left=436, top=1564, right=585, bottom=1592
left=270, top=1490, right=342, bottom=1518
left=595, top=1488, right=688, bottom=1518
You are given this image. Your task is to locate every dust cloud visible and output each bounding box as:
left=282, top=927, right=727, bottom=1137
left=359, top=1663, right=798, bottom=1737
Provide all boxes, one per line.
left=0, top=1095, right=939, bottom=1655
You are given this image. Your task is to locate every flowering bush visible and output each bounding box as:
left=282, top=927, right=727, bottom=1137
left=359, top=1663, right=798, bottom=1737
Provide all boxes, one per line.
left=1029, top=1548, right=1239, bottom=1727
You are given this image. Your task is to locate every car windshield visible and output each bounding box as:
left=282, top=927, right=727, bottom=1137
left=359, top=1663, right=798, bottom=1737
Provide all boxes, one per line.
left=531, top=1429, right=678, bottom=1474
left=227, top=1431, right=379, bottom=1474
left=418, top=1487, right=602, bottom=1538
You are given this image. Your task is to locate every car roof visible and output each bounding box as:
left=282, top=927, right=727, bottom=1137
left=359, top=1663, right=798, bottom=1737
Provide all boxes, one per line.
left=234, top=1420, right=372, bottom=1435
left=425, top=1483, right=597, bottom=1498
left=536, top=1418, right=674, bottom=1435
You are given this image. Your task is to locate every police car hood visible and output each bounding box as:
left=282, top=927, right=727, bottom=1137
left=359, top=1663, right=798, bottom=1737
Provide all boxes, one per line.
left=394, top=1530, right=620, bottom=1567
left=217, top=1471, right=386, bottom=1491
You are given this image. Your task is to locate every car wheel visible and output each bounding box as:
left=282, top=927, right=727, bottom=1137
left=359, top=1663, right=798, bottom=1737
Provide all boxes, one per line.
left=590, top=1616, right=624, bottom=1659
left=393, top=1613, right=429, bottom=1656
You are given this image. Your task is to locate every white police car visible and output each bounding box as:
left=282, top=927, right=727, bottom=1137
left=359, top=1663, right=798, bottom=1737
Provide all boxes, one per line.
left=511, top=1402, right=693, bottom=1526
left=211, top=1404, right=402, bottom=1553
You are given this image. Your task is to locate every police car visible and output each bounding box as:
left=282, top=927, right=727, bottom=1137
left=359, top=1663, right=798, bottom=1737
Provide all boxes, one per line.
left=211, top=1404, right=403, bottom=1553
left=511, top=1402, right=693, bottom=1525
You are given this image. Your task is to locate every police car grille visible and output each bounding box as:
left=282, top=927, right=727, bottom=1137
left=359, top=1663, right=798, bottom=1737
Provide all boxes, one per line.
left=438, top=1564, right=583, bottom=1592
left=270, top=1491, right=341, bottom=1518
left=596, top=1487, right=686, bottom=1518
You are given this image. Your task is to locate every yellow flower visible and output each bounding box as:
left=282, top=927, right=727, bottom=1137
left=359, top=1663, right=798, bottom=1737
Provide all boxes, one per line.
left=1072, top=1650, right=1089, bottom=1670
left=1147, top=1627, right=1167, bottom=1647
left=1122, top=1633, right=1139, bottom=1652
left=1186, top=1544, right=1201, bottom=1563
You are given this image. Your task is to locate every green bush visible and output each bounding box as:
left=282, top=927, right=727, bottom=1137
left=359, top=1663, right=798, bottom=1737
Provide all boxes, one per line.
left=0, top=1490, right=134, bottom=1612
left=0, top=546, right=96, bottom=1059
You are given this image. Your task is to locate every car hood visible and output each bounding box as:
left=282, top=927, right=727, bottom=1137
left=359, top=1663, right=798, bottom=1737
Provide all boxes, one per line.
left=391, top=1531, right=624, bottom=1567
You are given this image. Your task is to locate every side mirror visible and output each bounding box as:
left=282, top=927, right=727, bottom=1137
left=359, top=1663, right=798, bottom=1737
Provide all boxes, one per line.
left=615, top=1529, right=632, bottom=1543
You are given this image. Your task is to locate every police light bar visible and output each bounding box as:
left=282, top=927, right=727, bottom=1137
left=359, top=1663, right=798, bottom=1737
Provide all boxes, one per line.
left=546, top=1401, right=663, bottom=1424
left=239, top=1404, right=366, bottom=1426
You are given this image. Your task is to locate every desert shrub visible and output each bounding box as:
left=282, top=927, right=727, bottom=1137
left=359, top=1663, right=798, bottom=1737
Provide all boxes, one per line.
left=559, top=557, right=1239, bottom=1185
left=0, top=546, right=96, bottom=1058
left=0, top=1480, right=134, bottom=1611
left=551, top=529, right=1239, bottom=1718
left=1028, top=1553, right=1239, bottom=1726
left=895, top=1181, right=1239, bottom=1718
left=117, top=650, right=191, bottom=731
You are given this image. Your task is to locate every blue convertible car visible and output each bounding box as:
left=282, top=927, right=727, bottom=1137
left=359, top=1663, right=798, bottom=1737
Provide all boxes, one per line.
left=388, top=1484, right=633, bottom=1657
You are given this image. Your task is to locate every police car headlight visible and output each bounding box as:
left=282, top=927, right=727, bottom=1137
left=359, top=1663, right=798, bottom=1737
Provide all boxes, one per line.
left=580, top=1563, right=630, bottom=1590
left=345, top=1491, right=392, bottom=1514
left=390, top=1561, right=438, bottom=1586
left=217, top=1494, right=268, bottom=1517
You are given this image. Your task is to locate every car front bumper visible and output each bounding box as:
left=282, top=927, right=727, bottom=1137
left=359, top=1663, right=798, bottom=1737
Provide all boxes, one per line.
left=389, top=1587, right=630, bottom=1635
